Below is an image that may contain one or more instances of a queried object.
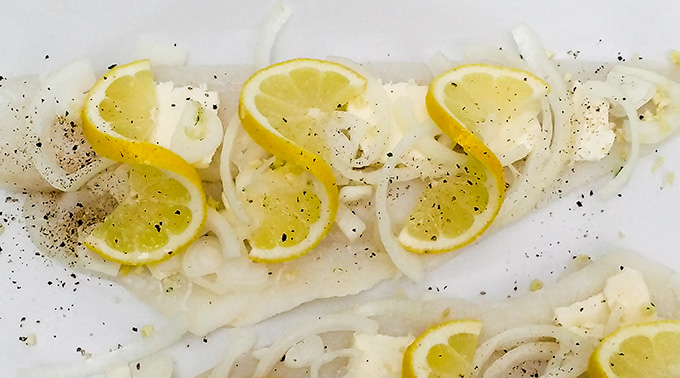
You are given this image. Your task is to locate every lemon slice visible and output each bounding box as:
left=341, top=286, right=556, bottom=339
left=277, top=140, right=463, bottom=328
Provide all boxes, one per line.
left=238, top=58, right=367, bottom=261
left=397, top=154, right=500, bottom=253
left=402, top=319, right=482, bottom=378
left=84, top=164, right=205, bottom=264
left=397, top=65, right=519, bottom=253
left=240, top=158, right=331, bottom=263
left=81, top=60, right=206, bottom=265
left=588, top=320, right=680, bottom=378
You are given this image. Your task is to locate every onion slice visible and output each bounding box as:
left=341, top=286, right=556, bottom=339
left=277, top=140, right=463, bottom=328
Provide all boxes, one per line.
left=254, top=1, right=293, bottom=69
left=582, top=81, right=641, bottom=198
left=375, top=123, right=435, bottom=282
left=220, top=115, right=251, bottom=224
left=251, top=314, right=378, bottom=377
left=18, top=316, right=188, bottom=378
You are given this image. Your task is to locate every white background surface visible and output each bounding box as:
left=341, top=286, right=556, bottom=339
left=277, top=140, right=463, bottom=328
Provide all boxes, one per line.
left=2, top=0, right=680, bottom=377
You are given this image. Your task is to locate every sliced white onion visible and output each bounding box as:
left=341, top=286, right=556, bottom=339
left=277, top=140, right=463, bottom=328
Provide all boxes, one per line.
left=323, top=113, right=366, bottom=168
left=609, top=65, right=680, bottom=144
left=220, top=115, right=251, bottom=224
left=512, top=25, right=568, bottom=95
left=204, top=207, right=242, bottom=259
left=494, top=96, right=554, bottom=227
left=27, top=59, right=116, bottom=192
left=18, top=316, right=188, bottom=378
left=606, top=68, right=657, bottom=111
left=480, top=341, right=559, bottom=378
left=391, top=96, right=467, bottom=178
left=495, top=25, right=575, bottom=226
left=339, top=185, right=373, bottom=202
left=613, top=64, right=679, bottom=87
left=375, top=124, right=435, bottom=282
left=251, top=314, right=378, bottom=378
left=320, top=83, right=421, bottom=184
left=472, top=325, right=595, bottom=378
left=254, top=1, right=293, bottom=69
left=582, top=81, right=641, bottom=198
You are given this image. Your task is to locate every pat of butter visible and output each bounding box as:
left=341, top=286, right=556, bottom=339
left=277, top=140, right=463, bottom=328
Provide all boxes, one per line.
left=345, top=333, right=414, bottom=378
left=554, top=267, right=656, bottom=339
left=573, top=99, right=615, bottom=162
